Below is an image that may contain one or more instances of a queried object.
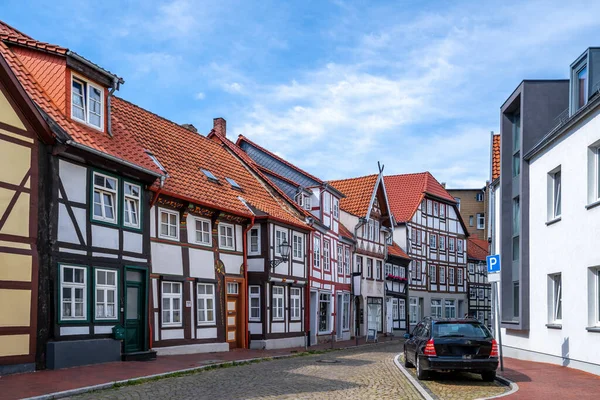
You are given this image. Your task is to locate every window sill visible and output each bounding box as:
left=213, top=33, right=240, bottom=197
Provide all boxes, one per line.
left=545, top=323, right=562, bottom=329
left=585, top=327, right=600, bottom=333
left=158, top=235, right=180, bottom=242
left=545, top=217, right=561, bottom=226
left=161, top=325, right=184, bottom=329
left=585, top=199, right=600, bottom=210
left=197, top=324, right=217, bottom=328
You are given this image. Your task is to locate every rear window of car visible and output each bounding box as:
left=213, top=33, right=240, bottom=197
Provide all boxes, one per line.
left=432, top=322, right=492, bottom=339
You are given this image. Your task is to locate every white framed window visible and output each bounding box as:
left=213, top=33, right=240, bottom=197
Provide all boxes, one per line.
left=248, top=226, right=260, bottom=255
left=290, top=287, right=301, bottom=320
left=313, top=237, right=321, bottom=269
left=197, top=283, right=215, bottom=325
left=272, top=286, right=284, bottom=320
left=95, top=268, right=117, bottom=320
left=449, top=237, right=455, bottom=252
left=548, top=273, right=562, bottom=324
left=593, top=268, right=600, bottom=326
left=367, top=258, right=373, bottom=278
left=344, top=248, right=350, bottom=275
left=249, top=286, right=261, bottom=321
left=60, top=265, right=87, bottom=321
left=274, top=227, right=288, bottom=256
left=433, top=202, right=439, bottom=216
left=439, top=266, right=446, bottom=284
left=123, top=182, right=141, bottom=229
left=416, top=261, right=422, bottom=280
left=449, top=267, right=455, bottom=285
left=374, top=220, right=380, bottom=242
left=318, top=293, right=331, bottom=332
left=385, top=263, right=392, bottom=277
left=476, top=192, right=484, bottom=202
left=159, top=208, right=179, bottom=240
left=376, top=260, right=382, bottom=280
left=458, top=268, right=464, bottom=286
left=92, top=172, right=118, bottom=224
left=429, top=264, right=437, bottom=283
left=304, top=195, right=311, bottom=210
left=337, top=245, right=344, bottom=275
left=548, top=168, right=562, bottom=220
left=477, top=213, right=485, bottom=230
left=587, top=145, right=600, bottom=205
left=323, top=192, right=331, bottom=214
left=297, top=193, right=311, bottom=210
left=457, top=239, right=463, bottom=253
left=227, top=282, right=239, bottom=294
left=440, top=204, right=446, bottom=219
left=439, top=236, right=446, bottom=251
left=71, top=75, right=104, bottom=130
left=427, top=200, right=433, bottom=214
left=469, top=216, right=474, bottom=226
left=323, top=239, right=330, bottom=271
left=431, top=299, right=442, bottom=318
left=409, top=297, right=419, bottom=324
left=194, top=217, right=212, bottom=246
left=399, top=299, right=406, bottom=321
left=333, top=198, right=339, bottom=218
left=219, top=223, right=235, bottom=250
left=468, top=263, right=475, bottom=274
left=342, top=293, right=350, bottom=330
left=292, top=232, right=303, bottom=260
left=368, top=220, right=374, bottom=241
left=445, top=299, right=456, bottom=318
left=430, top=233, right=437, bottom=249
left=162, top=281, right=182, bottom=326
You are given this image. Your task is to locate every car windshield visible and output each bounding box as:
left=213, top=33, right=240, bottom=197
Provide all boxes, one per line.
left=432, top=322, right=492, bottom=339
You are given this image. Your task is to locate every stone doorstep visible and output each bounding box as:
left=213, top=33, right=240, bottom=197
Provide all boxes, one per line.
left=22, top=338, right=404, bottom=400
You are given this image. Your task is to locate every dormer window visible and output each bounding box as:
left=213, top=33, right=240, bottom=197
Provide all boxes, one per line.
left=296, top=193, right=311, bottom=210
left=575, top=64, right=588, bottom=110
left=72, top=75, right=104, bottom=130
left=201, top=169, right=219, bottom=183
left=226, top=177, right=241, bottom=190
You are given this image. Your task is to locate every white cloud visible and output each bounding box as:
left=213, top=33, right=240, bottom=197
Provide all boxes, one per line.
left=223, top=82, right=244, bottom=94
left=195, top=92, right=206, bottom=100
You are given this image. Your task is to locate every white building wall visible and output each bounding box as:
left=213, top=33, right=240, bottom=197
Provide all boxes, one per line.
left=505, top=112, right=600, bottom=375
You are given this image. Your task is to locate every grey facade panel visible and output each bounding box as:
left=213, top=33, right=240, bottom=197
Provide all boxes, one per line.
left=46, top=339, right=121, bottom=369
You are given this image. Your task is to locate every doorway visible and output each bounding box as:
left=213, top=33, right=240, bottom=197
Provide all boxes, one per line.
left=226, top=281, right=240, bottom=348
left=124, top=268, right=146, bottom=353
left=336, top=294, right=343, bottom=340
left=310, top=291, right=317, bottom=345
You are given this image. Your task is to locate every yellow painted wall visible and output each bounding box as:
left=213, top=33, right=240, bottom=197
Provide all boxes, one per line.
left=0, top=289, right=31, bottom=327
left=0, top=334, right=29, bottom=357
left=0, top=139, right=31, bottom=186
left=2, top=192, right=30, bottom=237
left=0, top=252, right=32, bottom=282
left=0, top=89, right=26, bottom=130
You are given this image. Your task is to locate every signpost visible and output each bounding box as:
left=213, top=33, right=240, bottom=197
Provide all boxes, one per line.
left=486, top=254, right=503, bottom=371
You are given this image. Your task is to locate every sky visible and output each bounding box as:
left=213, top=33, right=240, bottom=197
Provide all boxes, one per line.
left=4, top=0, right=600, bottom=187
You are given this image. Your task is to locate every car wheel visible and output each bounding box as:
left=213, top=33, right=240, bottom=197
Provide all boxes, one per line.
left=416, top=354, right=429, bottom=380
left=481, top=371, right=496, bottom=382
left=404, top=347, right=414, bottom=368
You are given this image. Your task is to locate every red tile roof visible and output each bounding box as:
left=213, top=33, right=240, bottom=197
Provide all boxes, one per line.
left=467, top=237, right=489, bottom=261
left=388, top=242, right=410, bottom=260
left=384, top=172, right=456, bottom=223
left=338, top=223, right=354, bottom=241
left=492, top=134, right=500, bottom=181
left=0, top=21, right=68, bottom=55
left=328, top=174, right=379, bottom=217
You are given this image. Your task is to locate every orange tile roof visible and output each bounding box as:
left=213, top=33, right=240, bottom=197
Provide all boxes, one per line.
left=0, top=21, right=68, bottom=55
left=388, top=242, right=410, bottom=260
left=467, top=237, right=489, bottom=261
left=328, top=174, right=378, bottom=217
left=113, top=98, right=309, bottom=228
left=492, top=134, right=500, bottom=181
left=384, top=172, right=456, bottom=223
left=338, top=223, right=354, bottom=241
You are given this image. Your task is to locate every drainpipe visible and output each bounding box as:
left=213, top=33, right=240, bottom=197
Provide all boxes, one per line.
left=107, top=83, right=117, bottom=137
left=305, top=218, right=314, bottom=347
left=242, top=216, right=255, bottom=349
left=150, top=175, right=166, bottom=208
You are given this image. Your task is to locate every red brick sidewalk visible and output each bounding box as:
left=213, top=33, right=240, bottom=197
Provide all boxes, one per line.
left=0, top=336, right=393, bottom=400
left=499, top=357, right=600, bottom=400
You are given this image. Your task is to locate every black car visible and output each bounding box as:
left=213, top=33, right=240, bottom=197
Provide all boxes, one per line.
left=403, top=317, right=499, bottom=381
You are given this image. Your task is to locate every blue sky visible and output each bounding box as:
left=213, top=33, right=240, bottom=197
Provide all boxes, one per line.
left=4, top=0, right=600, bottom=187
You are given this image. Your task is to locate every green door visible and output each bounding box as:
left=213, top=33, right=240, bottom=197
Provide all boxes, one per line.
left=125, top=269, right=145, bottom=353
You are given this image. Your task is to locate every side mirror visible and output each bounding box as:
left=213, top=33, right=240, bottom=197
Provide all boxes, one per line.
left=404, top=333, right=411, bottom=339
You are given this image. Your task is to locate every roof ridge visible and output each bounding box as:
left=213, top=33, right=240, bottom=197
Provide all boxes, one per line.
left=0, top=20, right=35, bottom=41
left=328, top=173, right=378, bottom=184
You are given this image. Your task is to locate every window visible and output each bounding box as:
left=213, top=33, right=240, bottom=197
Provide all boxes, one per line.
left=290, top=287, right=301, bottom=320
left=421, top=199, right=426, bottom=212
left=416, top=229, right=421, bottom=245
left=439, top=236, right=445, bottom=251
left=342, top=293, right=350, bottom=330
left=368, top=220, right=374, bottom=241
left=314, top=237, right=321, bottom=269
left=249, top=286, right=260, bottom=321
left=374, top=220, right=380, bottom=242
left=333, top=198, right=339, bottom=218
left=427, top=200, right=433, bottom=215
left=429, top=264, right=437, bottom=283
left=440, top=266, right=446, bottom=284
left=573, top=63, right=588, bottom=111
left=476, top=192, right=484, bottom=202
left=272, top=286, right=284, bottom=320
left=376, top=260, right=382, bottom=280
left=248, top=226, right=260, bottom=254
left=275, top=227, right=288, bottom=256
left=477, top=213, right=485, bottom=230
left=478, top=288, right=485, bottom=299
left=323, top=239, right=330, bottom=271
left=197, top=283, right=215, bottom=325
left=454, top=197, right=461, bottom=211
left=60, top=265, right=87, bottom=321
left=594, top=268, right=600, bottom=326
left=449, top=267, right=455, bottom=285
left=337, top=245, right=344, bottom=275
left=513, top=281, right=520, bottom=318
left=123, top=182, right=141, bottom=229
left=72, top=76, right=103, bottom=129
left=195, top=217, right=212, bottom=246
left=549, top=169, right=562, bottom=220
left=549, top=274, right=562, bottom=324
left=399, top=299, right=406, bottom=321
left=431, top=299, right=443, bottom=318
left=304, top=195, right=311, bottom=210
left=400, top=266, right=406, bottom=278
left=458, top=268, right=464, bottom=286
left=293, top=233, right=303, bottom=260
left=356, top=255, right=362, bottom=275
left=469, top=263, right=475, bottom=274
left=227, top=282, right=239, bottom=294
left=587, top=145, right=600, bottom=204
left=449, top=237, right=455, bottom=252
left=429, top=233, right=437, bottom=249
left=95, top=269, right=117, bottom=320
left=219, top=223, right=235, bottom=250
left=512, top=113, right=521, bottom=177
left=159, top=208, right=179, bottom=240
left=433, top=202, right=439, bottom=216
left=323, top=192, right=331, bottom=214
left=513, top=197, right=520, bottom=261
left=201, top=169, right=219, bottom=182
left=225, top=177, right=241, bottom=190
left=385, top=263, right=392, bottom=277
left=344, top=248, right=350, bottom=275
left=416, top=260, right=422, bottom=280
left=440, top=204, right=446, bottom=219
left=319, top=293, right=331, bottom=332
left=367, top=258, right=373, bottom=278
left=457, top=239, right=463, bottom=253
left=162, top=282, right=182, bottom=326
left=469, top=216, right=474, bottom=227
left=444, top=300, right=456, bottom=318
left=92, top=172, right=118, bottom=224
left=409, top=297, right=419, bottom=324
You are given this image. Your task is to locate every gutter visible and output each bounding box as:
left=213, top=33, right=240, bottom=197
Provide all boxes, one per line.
left=67, top=51, right=124, bottom=86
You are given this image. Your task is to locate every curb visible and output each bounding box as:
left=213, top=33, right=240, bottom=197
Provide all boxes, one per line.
left=477, top=375, right=519, bottom=400
left=23, top=339, right=403, bottom=400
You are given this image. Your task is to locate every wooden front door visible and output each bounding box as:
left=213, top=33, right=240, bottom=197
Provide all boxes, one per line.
left=125, top=269, right=146, bottom=353
left=226, top=281, right=240, bottom=348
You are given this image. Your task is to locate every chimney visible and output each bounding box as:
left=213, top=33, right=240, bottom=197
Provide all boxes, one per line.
left=441, top=182, right=446, bottom=188
left=181, top=123, right=198, bottom=133
left=213, top=117, right=226, bottom=137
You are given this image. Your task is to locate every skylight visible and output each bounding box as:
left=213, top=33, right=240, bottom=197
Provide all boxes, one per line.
left=201, top=169, right=219, bottom=182
left=145, top=150, right=167, bottom=174
left=226, top=177, right=241, bottom=190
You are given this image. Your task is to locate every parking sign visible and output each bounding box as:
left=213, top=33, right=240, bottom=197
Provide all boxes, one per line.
left=486, top=255, right=501, bottom=282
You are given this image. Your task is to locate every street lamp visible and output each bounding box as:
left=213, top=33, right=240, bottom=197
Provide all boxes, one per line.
left=270, top=239, right=290, bottom=271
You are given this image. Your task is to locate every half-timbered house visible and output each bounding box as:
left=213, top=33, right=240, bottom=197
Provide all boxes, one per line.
left=0, top=46, right=54, bottom=375
left=385, top=243, right=411, bottom=335
left=0, top=21, right=164, bottom=369
left=235, top=136, right=353, bottom=345
left=329, top=171, right=395, bottom=337
left=385, top=172, right=469, bottom=331
left=466, top=237, right=492, bottom=328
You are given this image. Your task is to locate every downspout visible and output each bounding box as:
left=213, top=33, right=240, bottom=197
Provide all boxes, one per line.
left=148, top=174, right=165, bottom=350
left=107, top=82, right=117, bottom=137
left=242, top=216, right=255, bottom=349
left=150, top=175, right=166, bottom=208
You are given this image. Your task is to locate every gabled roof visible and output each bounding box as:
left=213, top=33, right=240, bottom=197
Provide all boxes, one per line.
left=384, top=172, right=457, bottom=223
left=328, top=174, right=379, bottom=217
left=467, top=237, right=489, bottom=262
left=339, top=223, right=354, bottom=241
left=492, top=134, right=500, bottom=181
left=388, top=242, right=410, bottom=260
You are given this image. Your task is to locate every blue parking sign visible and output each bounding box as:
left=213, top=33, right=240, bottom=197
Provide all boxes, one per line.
left=486, top=254, right=501, bottom=273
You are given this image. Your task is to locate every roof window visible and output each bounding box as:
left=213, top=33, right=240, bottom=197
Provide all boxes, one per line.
left=226, top=177, right=241, bottom=190
left=201, top=169, right=219, bottom=183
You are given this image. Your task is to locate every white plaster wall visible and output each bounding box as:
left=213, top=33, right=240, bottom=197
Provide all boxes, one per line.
left=189, top=248, right=215, bottom=279
left=235, top=224, right=243, bottom=252
left=221, top=253, right=243, bottom=275
left=150, top=206, right=156, bottom=238
left=196, top=327, right=218, bottom=339
left=503, top=111, right=600, bottom=374
left=161, top=329, right=185, bottom=340
left=249, top=322, right=262, bottom=335
left=59, top=160, right=87, bottom=204
left=271, top=322, right=285, bottom=333
left=58, top=204, right=86, bottom=244
left=289, top=322, right=302, bottom=332
left=123, top=231, right=143, bottom=254
left=247, top=258, right=264, bottom=272
left=292, top=262, right=305, bottom=278
left=151, top=242, right=183, bottom=275
left=339, top=211, right=359, bottom=237
left=393, top=225, right=407, bottom=251
left=92, top=225, right=119, bottom=249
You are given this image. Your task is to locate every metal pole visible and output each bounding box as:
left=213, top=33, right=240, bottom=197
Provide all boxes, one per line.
left=494, top=281, right=504, bottom=371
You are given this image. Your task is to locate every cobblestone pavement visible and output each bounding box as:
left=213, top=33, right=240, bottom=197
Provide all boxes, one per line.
left=399, top=354, right=510, bottom=400
left=66, top=342, right=422, bottom=400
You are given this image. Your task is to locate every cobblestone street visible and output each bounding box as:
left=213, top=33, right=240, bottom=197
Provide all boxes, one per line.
left=66, top=342, right=422, bottom=400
